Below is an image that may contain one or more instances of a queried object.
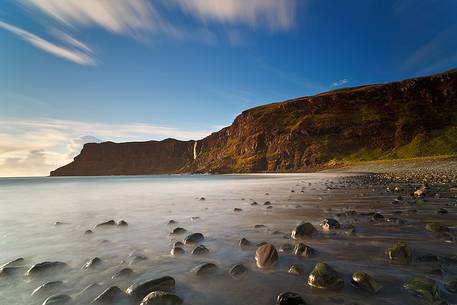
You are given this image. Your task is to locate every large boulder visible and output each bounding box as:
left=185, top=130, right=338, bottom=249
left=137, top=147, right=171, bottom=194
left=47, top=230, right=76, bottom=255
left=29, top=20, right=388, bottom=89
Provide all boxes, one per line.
left=276, top=292, right=307, bottom=305
left=126, top=276, right=175, bottom=301
left=255, top=243, right=278, bottom=269
left=387, top=241, right=412, bottom=264
left=351, top=272, right=382, bottom=294
left=140, top=291, right=183, bottom=305
left=184, top=233, right=204, bottom=244
left=291, top=222, right=317, bottom=239
left=307, top=262, right=344, bottom=290
left=403, top=276, right=440, bottom=303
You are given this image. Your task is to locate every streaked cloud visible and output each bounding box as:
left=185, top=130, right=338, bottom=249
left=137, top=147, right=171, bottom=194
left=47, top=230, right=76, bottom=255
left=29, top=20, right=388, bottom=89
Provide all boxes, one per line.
left=331, top=79, right=349, bottom=87
left=0, top=21, right=95, bottom=65
left=0, top=118, right=213, bottom=177
left=173, top=0, right=297, bottom=30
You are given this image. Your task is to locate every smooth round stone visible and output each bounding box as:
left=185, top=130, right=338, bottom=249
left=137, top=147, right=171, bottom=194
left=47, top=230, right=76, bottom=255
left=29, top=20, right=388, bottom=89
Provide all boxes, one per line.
left=170, top=247, right=185, bottom=256
left=276, top=292, right=307, bottom=305
left=32, top=281, right=64, bottom=297
left=293, top=243, right=315, bottom=257
left=291, top=222, right=317, bottom=239
left=403, top=276, right=440, bottom=303
left=84, top=230, right=93, bottom=235
left=228, top=264, right=248, bottom=279
left=126, top=276, right=175, bottom=301
left=288, top=265, right=303, bottom=276
left=184, top=233, right=204, bottom=244
left=95, top=220, right=116, bottom=228
left=239, top=238, right=251, bottom=248
left=168, top=220, right=177, bottom=225
left=82, top=257, right=103, bottom=270
left=42, top=294, right=72, bottom=305
left=173, top=241, right=184, bottom=247
left=92, top=286, right=125, bottom=304
left=140, top=291, right=183, bottom=305
left=320, top=218, right=340, bottom=230
left=191, top=263, right=218, bottom=276
left=351, top=272, right=382, bottom=294
left=117, top=220, right=128, bottom=226
left=191, top=245, right=209, bottom=256
left=387, top=241, right=412, bottom=264
left=307, top=262, right=344, bottom=290
left=112, top=268, right=133, bottom=279
left=26, top=261, right=67, bottom=277
left=255, top=243, right=278, bottom=269
left=171, top=227, right=187, bottom=235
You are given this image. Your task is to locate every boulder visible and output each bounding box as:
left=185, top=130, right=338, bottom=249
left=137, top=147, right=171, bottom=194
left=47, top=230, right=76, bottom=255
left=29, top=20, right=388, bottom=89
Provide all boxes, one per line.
left=288, top=265, right=303, bottom=276
left=276, top=292, right=307, bottom=305
left=255, top=243, right=278, bottom=269
left=293, top=243, right=315, bottom=257
left=126, top=276, right=175, bottom=301
left=228, top=264, right=248, bottom=279
left=170, top=247, right=185, bottom=256
left=140, top=291, right=183, bottom=305
left=95, top=220, right=116, bottom=228
left=403, top=276, right=440, bottom=303
left=170, top=227, right=186, bottom=235
left=91, top=286, right=126, bottom=304
left=191, top=263, right=218, bottom=276
left=320, top=218, right=340, bottom=230
left=42, top=294, right=72, bottom=305
left=112, top=268, right=133, bottom=279
left=387, top=241, right=412, bottom=264
left=307, top=262, right=344, bottom=290
left=26, top=261, right=67, bottom=277
left=291, top=222, right=317, bottom=239
left=32, top=281, right=64, bottom=297
left=351, top=272, right=382, bottom=294
left=184, top=233, right=204, bottom=244
left=82, top=257, right=103, bottom=270
left=191, top=245, right=209, bottom=256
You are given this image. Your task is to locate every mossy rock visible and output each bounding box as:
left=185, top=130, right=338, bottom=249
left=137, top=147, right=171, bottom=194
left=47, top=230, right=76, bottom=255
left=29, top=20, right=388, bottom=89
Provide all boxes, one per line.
left=387, top=241, right=412, bottom=264
left=291, top=222, right=317, bottom=239
left=307, top=262, right=344, bottom=290
left=425, top=223, right=449, bottom=233
left=351, top=272, right=382, bottom=294
left=403, top=276, right=440, bottom=303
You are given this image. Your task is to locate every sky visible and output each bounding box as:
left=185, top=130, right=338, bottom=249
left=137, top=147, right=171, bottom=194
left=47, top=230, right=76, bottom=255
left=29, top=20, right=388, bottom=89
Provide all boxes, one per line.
left=1, top=0, right=457, bottom=177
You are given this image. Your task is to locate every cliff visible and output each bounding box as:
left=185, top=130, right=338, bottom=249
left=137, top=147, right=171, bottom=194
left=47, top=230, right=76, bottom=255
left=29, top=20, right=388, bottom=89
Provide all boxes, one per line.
left=51, top=68, right=457, bottom=176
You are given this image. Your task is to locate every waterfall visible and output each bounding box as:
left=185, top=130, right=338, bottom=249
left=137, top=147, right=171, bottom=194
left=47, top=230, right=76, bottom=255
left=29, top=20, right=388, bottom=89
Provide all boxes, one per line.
left=193, top=141, right=198, bottom=160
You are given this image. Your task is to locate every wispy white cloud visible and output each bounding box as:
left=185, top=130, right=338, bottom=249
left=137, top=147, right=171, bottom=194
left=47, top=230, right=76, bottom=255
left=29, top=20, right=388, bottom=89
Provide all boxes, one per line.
left=0, top=21, right=95, bottom=65
left=173, top=0, right=297, bottom=30
left=331, top=79, right=349, bottom=87
left=0, top=118, right=213, bottom=176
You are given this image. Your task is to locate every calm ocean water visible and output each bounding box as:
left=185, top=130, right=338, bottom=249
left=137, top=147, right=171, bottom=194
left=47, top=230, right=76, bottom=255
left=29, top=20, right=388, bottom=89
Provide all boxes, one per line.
left=1, top=174, right=454, bottom=305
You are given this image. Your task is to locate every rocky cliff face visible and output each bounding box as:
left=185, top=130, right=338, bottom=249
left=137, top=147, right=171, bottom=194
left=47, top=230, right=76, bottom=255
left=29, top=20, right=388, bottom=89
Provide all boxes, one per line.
left=51, top=69, right=457, bottom=176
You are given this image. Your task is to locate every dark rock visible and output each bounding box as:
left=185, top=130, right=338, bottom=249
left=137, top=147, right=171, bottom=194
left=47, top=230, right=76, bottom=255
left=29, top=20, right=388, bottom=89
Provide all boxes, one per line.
left=170, top=247, right=185, bottom=256
left=84, top=230, right=93, bottom=235
left=95, top=220, right=116, bottom=228
left=387, top=241, right=412, bottom=264
left=307, top=262, right=344, bottom=290
left=371, top=213, right=385, bottom=222
left=126, top=276, right=175, bottom=301
left=31, top=281, right=64, bottom=297
left=191, top=263, right=218, bottom=276
left=228, top=264, right=248, bottom=279
left=255, top=243, right=278, bottom=269
left=92, top=286, right=126, bottom=304
left=437, top=208, right=448, bottom=214
left=191, top=245, right=209, bottom=256
left=168, top=220, right=177, bottom=225
left=170, top=227, right=187, bottom=235
left=1, top=257, right=24, bottom=268
left=293, top=243, right=315, bottom=257
left=117, top=220, right=128, bottom=226
left=351, top=272, right=382, bottom=294
left=264, top=201, right=271, bottom=205
left=425, top=223, right=449, bottom=232
left=291, top=222, right=317, bottom=239
left=254, top=224, right=267, bottom=228
left=26, top=261, right=67, bottom=277
left=173, top=241, right=184, bottom=247
left=288, top=265, right=304, bottom=276
left=276, top=292, right=307, bottom=305
left=234, top=208, right=242, bottom=212
left=403, top=276, right=440, bottom=303
left=112, top=268, right=134, bottom=279
left=239, top=238, right=251, bottom=248
left=184, top=233, right=204, bottom=244
left=82, top=257, right=103, bottom=270
left=140, top=291, right=183, bottom=305
left=279, top=243, right=294, bottom=254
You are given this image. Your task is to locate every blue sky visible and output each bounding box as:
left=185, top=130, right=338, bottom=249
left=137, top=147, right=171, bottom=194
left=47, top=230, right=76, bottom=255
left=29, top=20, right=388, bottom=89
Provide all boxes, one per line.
left=1, top=0, right=456, bottom=176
